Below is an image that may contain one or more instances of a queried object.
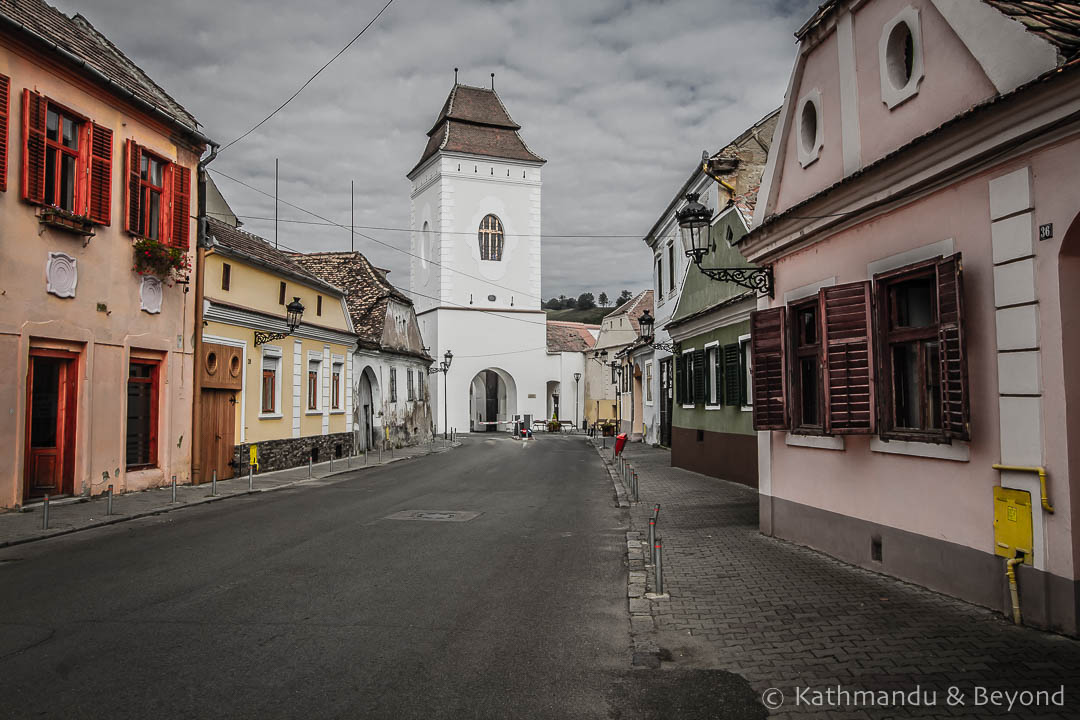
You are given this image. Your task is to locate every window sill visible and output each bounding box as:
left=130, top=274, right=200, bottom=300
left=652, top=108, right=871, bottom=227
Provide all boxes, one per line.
left=870, top=437, right=970, bottom=462
left=38, top=207, right=96, bottom=238
left=681, top=404, right=696, bottom=410
left=785, top=433, right=845, bottom=451
left=741, top=405, right=752, bottom=413
left=330, top=410, right=346, bottom=415
left=259, top=413, right=283, bottom=420
left=305, top=410, right=322, bottom=416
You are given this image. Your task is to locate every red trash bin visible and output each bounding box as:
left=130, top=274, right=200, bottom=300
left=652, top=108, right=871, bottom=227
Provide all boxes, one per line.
left=614, top=433, right=628, bottom=456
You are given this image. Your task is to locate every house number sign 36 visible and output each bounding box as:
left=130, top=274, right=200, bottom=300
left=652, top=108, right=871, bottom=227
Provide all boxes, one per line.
left=1039, top=223, right=1053, bottom=241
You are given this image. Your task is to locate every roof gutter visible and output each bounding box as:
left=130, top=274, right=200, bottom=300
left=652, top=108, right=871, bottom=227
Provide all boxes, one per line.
left=0, top=12, right=211, bottom=146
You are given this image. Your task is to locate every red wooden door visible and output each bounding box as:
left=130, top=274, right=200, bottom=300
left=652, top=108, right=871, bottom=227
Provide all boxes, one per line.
left=25, top=351, right=78, bottom=499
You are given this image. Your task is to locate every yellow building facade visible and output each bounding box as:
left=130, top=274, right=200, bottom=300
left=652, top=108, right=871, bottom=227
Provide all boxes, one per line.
left=199, top=218, right=357, bottom=477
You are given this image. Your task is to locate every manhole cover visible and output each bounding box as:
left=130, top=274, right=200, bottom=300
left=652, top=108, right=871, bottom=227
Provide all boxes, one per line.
left=383, top=510, right=482, bottom=522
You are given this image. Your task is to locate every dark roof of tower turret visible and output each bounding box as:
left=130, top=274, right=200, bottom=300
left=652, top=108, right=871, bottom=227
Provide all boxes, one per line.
left=409, top=83, right=545, bottom=176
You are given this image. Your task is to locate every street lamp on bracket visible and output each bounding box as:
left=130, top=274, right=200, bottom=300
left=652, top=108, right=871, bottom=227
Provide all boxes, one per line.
left=428, top=350, right=453, bottom=440
left=254, top=297, right=305, bottom=346
left=635, top=309, right=677, bottom=353
left=677, top=191, right=774, bottom=298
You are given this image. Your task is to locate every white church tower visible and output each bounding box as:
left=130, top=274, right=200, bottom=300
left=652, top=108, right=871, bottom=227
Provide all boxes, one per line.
left=408, top=78, right=549, bottom=434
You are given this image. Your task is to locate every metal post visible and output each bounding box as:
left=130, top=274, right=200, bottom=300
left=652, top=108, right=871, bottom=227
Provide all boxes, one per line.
left=211, top=469, right=217, bottom=496
left=633, top=472, right=639, bottom=502
left=308, top=453, right=313, bottom=479
left=654, top=537, right=664, bottom=594
left=248, top=463, right=254, bottom=491
left=330, top=453, right=334, bottom=472
left=42, top=495, right=49, bottom=530
left=379, top=441, right=383, bottom=463
left=172, top=475, right=177, bottom=503
left=107, top=484, right=114, bottom=515
left=648, top=517, right=655, bottom=564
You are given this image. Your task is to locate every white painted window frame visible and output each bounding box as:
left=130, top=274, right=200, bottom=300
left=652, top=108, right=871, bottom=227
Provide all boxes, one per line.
left=681, top=347, right=696, bottom=410
left=879, top=6, right=924, bottom=110
left=739, top=333, right=753, bottom=413
left=796, top=88, right=824, bottom=168
left=645, top=361, right=654, bottom=405
left=306, top=352, right=322, bottom=415
left=260, top=345, right=283, bottom=420
left=330, top=358, right=345, bottom=415
left=704, top=340, right=722, bottom=410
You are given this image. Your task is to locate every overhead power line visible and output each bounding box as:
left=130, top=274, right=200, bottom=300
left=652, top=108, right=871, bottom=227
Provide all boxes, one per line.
left=218, top=0, right=396, bottom=153
left=208, top=167, right=546, bottom=301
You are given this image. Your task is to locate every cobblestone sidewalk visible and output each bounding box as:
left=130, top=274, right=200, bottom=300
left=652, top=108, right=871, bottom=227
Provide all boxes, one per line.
left=598, top=440, right=1080, bottom=719
left=1, top=439, right=456, bottom=548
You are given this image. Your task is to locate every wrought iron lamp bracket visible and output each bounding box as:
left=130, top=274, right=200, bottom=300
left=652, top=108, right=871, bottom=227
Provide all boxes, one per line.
left=254, top=330, right=291, bottom=346
left=650, top=341, right=678, bottom=353
left=694, top=263, right=774, bottom=298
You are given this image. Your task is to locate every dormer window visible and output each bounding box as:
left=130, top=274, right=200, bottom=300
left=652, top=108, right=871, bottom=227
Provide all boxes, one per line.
left=879, top=7, right=924, bottom=109
left=479, top=214, right=504, bottom=261
left=796, top=90, right=823, bottom=168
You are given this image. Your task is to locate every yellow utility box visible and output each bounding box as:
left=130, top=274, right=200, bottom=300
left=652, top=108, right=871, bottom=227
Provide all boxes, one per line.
left=994, top=487, right=1033, bottom=563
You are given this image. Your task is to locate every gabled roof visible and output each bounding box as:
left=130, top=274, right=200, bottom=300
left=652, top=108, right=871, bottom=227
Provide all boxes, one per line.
left=410, top=83, right=544, bottom=176
left=798, top=0, right=1080, bottom=61
left=604, top=290, right=654, bottom=334
left=292, top=251, right=430, bottom=360
left=546, top=321, right=598, bottom=353
left=0, top=0, right=200, bottom=134
left=206, top=217, right=340, bottom=296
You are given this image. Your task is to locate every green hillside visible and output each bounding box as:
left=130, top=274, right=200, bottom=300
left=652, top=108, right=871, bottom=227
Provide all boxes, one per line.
left=544, top=307, right=609, bottom=324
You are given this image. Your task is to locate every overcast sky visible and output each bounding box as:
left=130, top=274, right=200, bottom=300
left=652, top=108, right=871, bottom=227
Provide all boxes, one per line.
left=54, top=0, right=814, bottom=301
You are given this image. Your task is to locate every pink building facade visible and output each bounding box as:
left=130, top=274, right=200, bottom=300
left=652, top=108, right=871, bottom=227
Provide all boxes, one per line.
left=0, top=2, right=208, bottom=508
left=742, top=0, right=1080, bottom=635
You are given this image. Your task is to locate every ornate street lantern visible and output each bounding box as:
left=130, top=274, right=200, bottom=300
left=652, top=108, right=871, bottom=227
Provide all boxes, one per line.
left=255, top=297, right=306, bottom=346
left=676, top=190, right=774, bottom=298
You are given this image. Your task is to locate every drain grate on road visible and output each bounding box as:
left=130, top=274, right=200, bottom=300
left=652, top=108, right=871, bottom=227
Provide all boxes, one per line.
left=383, top=510, right=482, bottom=523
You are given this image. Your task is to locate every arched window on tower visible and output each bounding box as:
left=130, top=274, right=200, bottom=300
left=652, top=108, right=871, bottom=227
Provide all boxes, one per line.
left=479, top=214, right=504, bottom=261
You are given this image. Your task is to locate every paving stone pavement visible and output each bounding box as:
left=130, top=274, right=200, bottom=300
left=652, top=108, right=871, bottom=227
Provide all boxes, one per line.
left=598, top=440, right=1080, bottom=719
left=0, top=438, right=457, bottom=548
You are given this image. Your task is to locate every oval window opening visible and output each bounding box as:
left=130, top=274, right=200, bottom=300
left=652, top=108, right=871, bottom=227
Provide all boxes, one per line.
left=800, top=101, right=818, bottom=155
left=487, top=294, right=496, bottom=302
left=206, top=351, right=218, bottom=375
left=230, top=355, right=241, bottom=377
left=887, top=21, right=914, bottom=90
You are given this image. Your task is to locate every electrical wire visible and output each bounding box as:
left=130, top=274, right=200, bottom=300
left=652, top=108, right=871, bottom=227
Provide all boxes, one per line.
left=218, top=0, right=395, bottom=153
left=207, top=167, right=552, bottom=302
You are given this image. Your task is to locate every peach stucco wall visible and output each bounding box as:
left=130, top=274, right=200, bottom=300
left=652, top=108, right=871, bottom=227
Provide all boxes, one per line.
left=767, top=136, right=1080, bottom=581
left=0, top=39, right=199, bottom=507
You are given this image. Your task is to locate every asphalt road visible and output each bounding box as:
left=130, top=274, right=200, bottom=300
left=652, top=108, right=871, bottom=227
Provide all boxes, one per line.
left=0, top=434, right=763, bottom=720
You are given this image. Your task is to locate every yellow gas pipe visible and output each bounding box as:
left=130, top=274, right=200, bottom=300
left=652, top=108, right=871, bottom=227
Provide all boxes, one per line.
left=991, top=464, right=1054, bottom=513
left=1006, top=556, right=1025, bottom=625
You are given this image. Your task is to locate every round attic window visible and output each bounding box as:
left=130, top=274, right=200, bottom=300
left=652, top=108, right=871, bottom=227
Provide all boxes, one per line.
left=886, top=20, right=915, bottom=90
left=206, top=351, right=218, bottom=375
left=230, top=354, right=242, bottom=377
left=487, top=294, right=496, bottom=302
left=800, top=100, right=818, bottom=156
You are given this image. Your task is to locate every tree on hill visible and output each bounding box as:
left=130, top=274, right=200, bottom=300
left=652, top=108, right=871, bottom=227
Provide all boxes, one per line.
left=544, top=297, right=560, bottom=309
left=617, top=289, right=633, bottom=304
left=598, top=292, right=608, bottom=307
left=577, top=292, right=596, bottom=310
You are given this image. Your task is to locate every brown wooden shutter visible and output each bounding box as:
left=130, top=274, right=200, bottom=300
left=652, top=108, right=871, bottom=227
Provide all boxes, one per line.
left=0, top=74, right=9, bottom=192
left=821, top=281, right=875, bottom=434
left=675, top=354, right=686, bottom=405
left=937, top=254, right=970, bottom=440
left=87, top=122, right=112, bottom=225
left=693, top=349, right=705, bottom=404
left=750, top=307, right=788, bottom=431
left=170, top=163, right=191, bottom=249
left=714, top=348, right=724, bottom=404
left=724, top=343, right=740, bottom=407
left=124, top=139, right=141, bottom=233
left=21, top=89, right=47, bottom=204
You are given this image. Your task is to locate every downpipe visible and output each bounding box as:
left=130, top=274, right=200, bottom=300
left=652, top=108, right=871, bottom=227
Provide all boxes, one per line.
left=1006, top=555, right=1025, bottom=626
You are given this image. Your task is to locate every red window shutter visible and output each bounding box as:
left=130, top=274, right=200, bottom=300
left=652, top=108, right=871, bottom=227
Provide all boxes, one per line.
left=124, top=139, right=141, bottom=233
left=750, top=307, right=789, bottom=430
left=0, top=74, right=9, bottom=192
left=171, top=163, right=191, bottom=249
left=88, top=122, right=112, bottom=225
left=937, top=253, right=970, bottom=440
left=21, top=89, right=47, bottom=204
left=821, top=281, right=875, bottom=434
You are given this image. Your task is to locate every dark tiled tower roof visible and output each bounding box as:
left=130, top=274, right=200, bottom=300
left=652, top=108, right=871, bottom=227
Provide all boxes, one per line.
left=410, top=83, right=544, bottom=175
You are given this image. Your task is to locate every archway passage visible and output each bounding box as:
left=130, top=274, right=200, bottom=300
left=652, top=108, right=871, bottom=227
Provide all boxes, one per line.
left=469, top=368, right=517, bottom=432
left=354, top=366, right=379, bottom=452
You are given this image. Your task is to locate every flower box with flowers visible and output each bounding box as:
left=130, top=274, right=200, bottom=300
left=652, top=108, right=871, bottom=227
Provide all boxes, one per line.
left=132, top=238, right=190, bottom=285
left=38, top=206, right=95, bottom=237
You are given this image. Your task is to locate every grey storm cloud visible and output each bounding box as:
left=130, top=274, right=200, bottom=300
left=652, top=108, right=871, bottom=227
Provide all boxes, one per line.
left=52, top=0, right=816, bottom=299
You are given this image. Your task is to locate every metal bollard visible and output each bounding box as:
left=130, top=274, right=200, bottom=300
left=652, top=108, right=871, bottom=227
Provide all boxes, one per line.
left=172, top=475, right=177, bottom=503
left=211, top=469, right=217, bottom=496
left=330, top=453, right=334, bottom=472
left=42, top=495, right=49, bottom=530
left=107, top=484, right=114, bottom=515
left=248, top=463, right=254, bottom=492
left=648, top=517, right=656, bottom=564
left=365, top=447, right=369, bottom=465
left=633, top=472, right=639, bottom=502
left=308, top=455, right=313, bottom=479
left=379, top=441, right=383, bottom=463
left=655, top=538, right=664, bottom=594
left=653, top=503, right=661, bottom=522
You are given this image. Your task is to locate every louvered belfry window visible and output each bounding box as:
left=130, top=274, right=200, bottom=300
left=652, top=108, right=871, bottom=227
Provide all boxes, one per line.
left=479, top=214, right=504, bottom=261
left=20, top=89, right=112, bottom=223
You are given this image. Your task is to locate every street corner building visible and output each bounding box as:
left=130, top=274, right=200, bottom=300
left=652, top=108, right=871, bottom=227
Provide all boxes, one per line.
left=198, top=215, right=359, bottom=478
left=741, top=0, right=1080, bottom=635
left=0, top=0, right=208, bottom=508
left=638, top=108, right=779, bottom=486
left=588, top=290, right=652, bottom=438
left=291, top=250, right=435, bottom=451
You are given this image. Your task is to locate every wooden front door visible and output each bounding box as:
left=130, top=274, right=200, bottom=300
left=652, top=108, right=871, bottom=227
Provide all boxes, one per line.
left=200, top=389, right=236, bottom=482
left=25, top=351, right=78, bottom=499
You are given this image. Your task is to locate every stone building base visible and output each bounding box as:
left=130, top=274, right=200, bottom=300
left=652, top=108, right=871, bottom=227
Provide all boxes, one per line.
left=233, top=433, right=354, bottom=475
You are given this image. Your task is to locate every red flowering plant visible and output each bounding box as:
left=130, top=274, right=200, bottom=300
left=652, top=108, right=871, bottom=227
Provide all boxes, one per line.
left=132, top=238, right=191, bottom=286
